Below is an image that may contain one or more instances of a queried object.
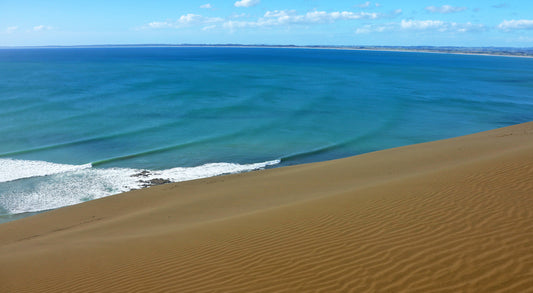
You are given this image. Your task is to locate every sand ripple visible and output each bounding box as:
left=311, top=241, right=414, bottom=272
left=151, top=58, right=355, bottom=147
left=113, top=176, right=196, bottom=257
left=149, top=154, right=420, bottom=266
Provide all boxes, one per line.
left=1, top=122, right=533, bottom=292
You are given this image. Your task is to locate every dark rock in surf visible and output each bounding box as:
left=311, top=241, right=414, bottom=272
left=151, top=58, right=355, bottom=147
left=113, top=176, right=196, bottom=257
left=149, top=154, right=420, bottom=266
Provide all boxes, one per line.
left=139, top=178, right=172, bottom=187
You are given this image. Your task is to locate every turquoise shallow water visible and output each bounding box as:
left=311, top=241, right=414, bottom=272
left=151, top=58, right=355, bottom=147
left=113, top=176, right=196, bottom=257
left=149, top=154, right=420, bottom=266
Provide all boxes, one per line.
left=1, top=47, right=532, bottom=221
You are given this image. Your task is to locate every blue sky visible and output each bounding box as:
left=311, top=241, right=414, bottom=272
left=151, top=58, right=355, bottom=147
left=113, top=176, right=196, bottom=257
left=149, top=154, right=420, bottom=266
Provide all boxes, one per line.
left=1, top=0, right=532, bottom=47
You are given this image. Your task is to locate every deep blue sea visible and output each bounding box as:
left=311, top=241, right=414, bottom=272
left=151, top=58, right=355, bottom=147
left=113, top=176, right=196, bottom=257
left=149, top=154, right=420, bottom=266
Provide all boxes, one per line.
left=1, top=47, right=532, bottom=223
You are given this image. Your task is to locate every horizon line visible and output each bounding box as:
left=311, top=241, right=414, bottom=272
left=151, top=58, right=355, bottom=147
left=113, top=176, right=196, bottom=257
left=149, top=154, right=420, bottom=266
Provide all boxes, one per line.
left=1, top=43, right=532, bottom=48
left=1, top=44, right=531, bottom=57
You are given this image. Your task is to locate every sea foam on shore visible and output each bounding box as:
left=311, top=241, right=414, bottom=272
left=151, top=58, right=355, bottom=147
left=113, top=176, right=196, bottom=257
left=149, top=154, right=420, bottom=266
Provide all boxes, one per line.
left=0, top=158, right=279, bottom=216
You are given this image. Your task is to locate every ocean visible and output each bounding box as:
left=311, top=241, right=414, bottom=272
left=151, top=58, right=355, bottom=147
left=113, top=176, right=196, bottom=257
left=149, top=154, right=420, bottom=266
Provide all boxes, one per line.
left=1, top=47, right=532, bottom=223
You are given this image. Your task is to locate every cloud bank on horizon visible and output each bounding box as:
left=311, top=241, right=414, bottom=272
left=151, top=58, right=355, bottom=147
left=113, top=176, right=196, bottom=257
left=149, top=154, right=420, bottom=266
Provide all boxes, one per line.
left=0, top=0, right=532, bottom=46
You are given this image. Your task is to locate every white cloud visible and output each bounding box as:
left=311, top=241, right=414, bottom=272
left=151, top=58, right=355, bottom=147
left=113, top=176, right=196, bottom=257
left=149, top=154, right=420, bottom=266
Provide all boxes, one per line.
left=33, top=25, right=52, bottom=32
left=401, top=19, right=483, bottom=32
left=179, top=14, right=205, bottom=24
left=498, top=19, right=533, bottom=31
left=148, top=21, right=172, bottom=29
left=147, top=14, right=224, bottom=29
left=355, top=24, right=389, bottom=34
left=5, top=26, right=18, bottom=33
left=231, top=13, right=248, bottom=18
left=264, top=10, right=295, bottom=18
left=223, top=21, right=249, bottom=30
left=146, top=9, right=387, bottom=32
left=356, top=1, right=371, bottom=8
left=234, top=0, right=260, bottom=8
left=224, top=10, right=380, bottom=29
left=356, top=19, right=484, bottom=34
left=355, top=1, right=380, bottom=8
left=202, top=25, right=217, bottom=31
left=401, top=19, right=445, bottom=30
left=425, top=5, right=467, bottom=14
left=200, top=3, right=212, bottom=9
left=227, top=9, right=379, bottom=28
left=222, top=9, right=383, bottom=30
left=264, top=10, right=379, bottom=24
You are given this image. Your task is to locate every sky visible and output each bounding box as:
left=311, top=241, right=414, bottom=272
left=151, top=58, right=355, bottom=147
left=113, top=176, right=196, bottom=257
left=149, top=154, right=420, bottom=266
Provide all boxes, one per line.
left=1, top=0, right=532, bottom=47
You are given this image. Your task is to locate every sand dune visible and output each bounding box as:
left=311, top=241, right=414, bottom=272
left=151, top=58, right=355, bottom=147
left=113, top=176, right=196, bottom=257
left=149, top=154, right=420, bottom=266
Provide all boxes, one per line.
left=2, top=122, right=533, bottom=292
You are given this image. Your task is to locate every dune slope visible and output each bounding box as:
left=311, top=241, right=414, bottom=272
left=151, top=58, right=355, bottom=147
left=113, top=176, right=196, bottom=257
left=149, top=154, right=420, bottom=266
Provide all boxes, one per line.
left=1, top=122, right=533, bottom=292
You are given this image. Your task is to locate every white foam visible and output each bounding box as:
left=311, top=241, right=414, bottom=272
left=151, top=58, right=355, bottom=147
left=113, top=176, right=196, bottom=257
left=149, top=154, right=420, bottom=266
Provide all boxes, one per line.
left=158, top=160, right=280, bottom=182
left=0, top=158, right=92, bottom=183
left=0, top=159, right=280, bottom=214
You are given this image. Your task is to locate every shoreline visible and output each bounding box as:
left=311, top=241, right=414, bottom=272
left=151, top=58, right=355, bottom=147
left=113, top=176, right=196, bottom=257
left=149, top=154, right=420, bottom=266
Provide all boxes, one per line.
left=1, top=44, right=532, bottom=58
left=1, top=121, right=533, bottom=292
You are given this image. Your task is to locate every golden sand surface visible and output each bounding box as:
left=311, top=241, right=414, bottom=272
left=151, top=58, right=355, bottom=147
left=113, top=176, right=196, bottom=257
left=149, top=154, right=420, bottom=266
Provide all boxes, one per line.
left=1, top=122, right=533, bottom=292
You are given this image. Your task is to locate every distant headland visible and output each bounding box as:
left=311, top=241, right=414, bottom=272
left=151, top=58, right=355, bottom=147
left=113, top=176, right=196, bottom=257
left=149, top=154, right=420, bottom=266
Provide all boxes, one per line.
left=2, top=44, right=532, bottom=58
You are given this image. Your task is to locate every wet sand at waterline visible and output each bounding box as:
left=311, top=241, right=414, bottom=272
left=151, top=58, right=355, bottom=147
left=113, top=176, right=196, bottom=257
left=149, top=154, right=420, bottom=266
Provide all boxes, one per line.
left=1, top=122, right=533, bottom=292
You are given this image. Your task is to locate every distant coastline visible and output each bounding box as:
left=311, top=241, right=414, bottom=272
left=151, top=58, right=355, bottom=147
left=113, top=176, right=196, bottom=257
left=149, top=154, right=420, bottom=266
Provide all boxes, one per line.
left=1, top=44, right=532, bottom=58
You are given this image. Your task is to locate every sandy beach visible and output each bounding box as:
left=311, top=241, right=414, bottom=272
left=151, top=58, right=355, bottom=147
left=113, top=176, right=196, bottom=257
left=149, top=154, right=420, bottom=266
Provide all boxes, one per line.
left=1, top=121, right=533, bottom=292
